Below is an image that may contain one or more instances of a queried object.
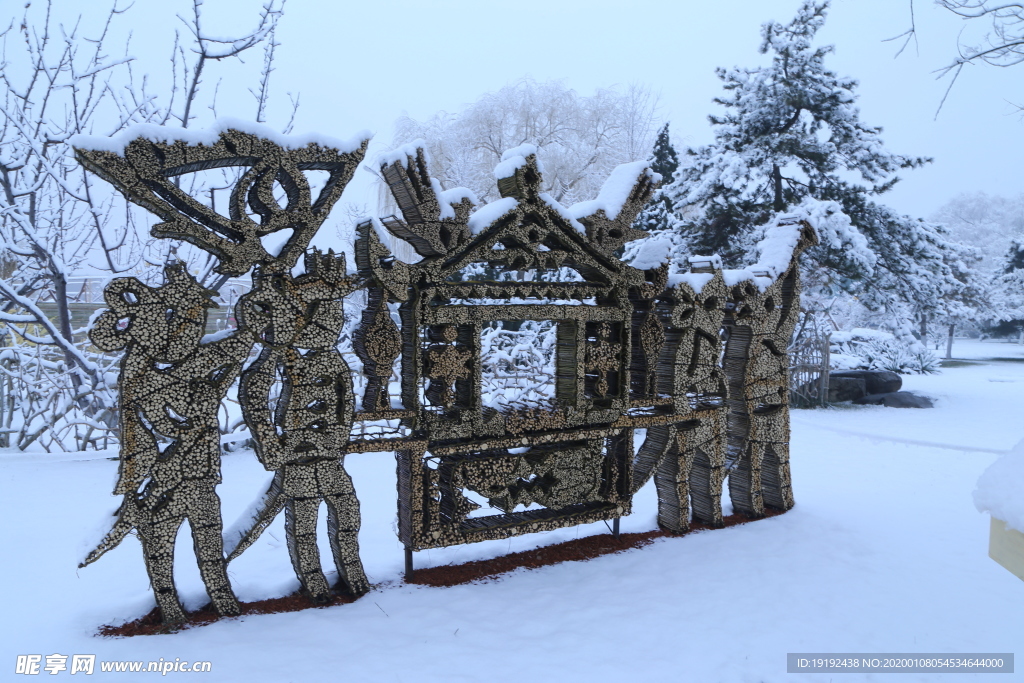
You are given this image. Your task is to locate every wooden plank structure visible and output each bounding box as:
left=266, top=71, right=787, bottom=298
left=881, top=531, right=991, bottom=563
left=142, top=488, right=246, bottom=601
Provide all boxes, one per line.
left=790, top=328, right=831, bottom=408
left=990, top=517, right=1024, bottom=582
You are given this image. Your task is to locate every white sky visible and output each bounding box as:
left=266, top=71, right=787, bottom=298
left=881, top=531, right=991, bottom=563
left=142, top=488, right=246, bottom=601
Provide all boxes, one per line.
left=32, top=0, right=1024, bottom=221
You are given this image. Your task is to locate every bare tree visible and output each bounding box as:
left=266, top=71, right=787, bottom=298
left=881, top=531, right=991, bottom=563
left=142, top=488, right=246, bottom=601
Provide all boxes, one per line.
left=172, top=0, right=284, bottom=129
left=893, top=1, right=1024, bottom=112
left=0, top=0, right=287, bottom=451
left=932, top=191, right=1024, bottom=275
left=390, top=78, right=661, bottom=207
left=937, top=1, right=1024, bottom=66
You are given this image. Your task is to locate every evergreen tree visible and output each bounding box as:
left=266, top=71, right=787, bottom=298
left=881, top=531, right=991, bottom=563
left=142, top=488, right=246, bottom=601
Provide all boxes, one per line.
left=633, top=123, right=679, bottom=232
left=990, top=239, right=1024, bottom=336
left=649, top=123, right=679, bottom=192
left=658, top=0, right=981, bottom=331
left=1006, top=240, right=1024, bottom=274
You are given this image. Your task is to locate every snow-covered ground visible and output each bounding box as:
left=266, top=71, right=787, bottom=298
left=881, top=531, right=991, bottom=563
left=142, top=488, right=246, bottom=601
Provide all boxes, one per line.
left=1, top=339, right=1022, bottom=682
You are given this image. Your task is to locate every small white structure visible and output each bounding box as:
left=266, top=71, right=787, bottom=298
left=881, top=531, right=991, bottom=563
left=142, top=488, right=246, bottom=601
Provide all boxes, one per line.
left=975, top=439, right=1024, bottom=582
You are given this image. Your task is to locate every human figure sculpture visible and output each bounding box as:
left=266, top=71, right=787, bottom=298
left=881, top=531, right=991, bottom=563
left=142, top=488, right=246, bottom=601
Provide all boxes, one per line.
left=723, top=220, right=816, bottom=516
left=227, top=250, right=370, bottom=601
left=81, top=263, right=251, bottom=623
left=74, top=123, right=371, bottom=621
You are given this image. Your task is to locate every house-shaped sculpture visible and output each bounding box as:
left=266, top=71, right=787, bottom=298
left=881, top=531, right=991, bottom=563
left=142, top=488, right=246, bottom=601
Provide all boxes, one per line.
left=354, top=143, right=816, bottom=552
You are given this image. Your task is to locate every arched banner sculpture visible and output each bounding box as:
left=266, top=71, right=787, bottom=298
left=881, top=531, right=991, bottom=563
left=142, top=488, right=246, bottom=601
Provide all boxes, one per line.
left=74, top=123, right=817, bottom=624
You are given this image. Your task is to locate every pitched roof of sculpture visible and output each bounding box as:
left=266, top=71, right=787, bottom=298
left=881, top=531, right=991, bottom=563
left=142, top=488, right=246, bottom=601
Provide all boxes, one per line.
left=373, top=144, right=660, bottom=288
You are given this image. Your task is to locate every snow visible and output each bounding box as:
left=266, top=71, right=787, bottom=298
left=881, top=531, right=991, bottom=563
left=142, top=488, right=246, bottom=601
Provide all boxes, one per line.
left=831, top=327, right=895, bottom=344
left=829, top=352, right=865, bottom=370
left=201, top=328, right=237, bottom=344
left=493, top=143, right=547, bottom=181
left=428, top=178, right=452, bottom=219
left=567, top=161, right=656, bottom=221
left=667, top=272, right=714, bottom=291
left=438, top=186, right=478, bottom=213
left=629, top=235, right=676, bottom=270
left=466, top=197, right=518, bottom=236
left=431, top=181, right=478, bottom=221
left=377, top=139, right=427, bottom=169
left=974, top=438, right=1024, bottom=534
left=722, top=267, right=773, bottom=290
left=749, top=213, right=807, bottom=280
left=539, top=193, right=587, bottom=235
left=2, top=339, right=1023, bottom=681
left=493, top=155, right=527, bottom=181
left=70, top=118, right=371, bottom=156
left=500, top=144, right=537, bottom=162
left=687, top=254, right=723, bottom=269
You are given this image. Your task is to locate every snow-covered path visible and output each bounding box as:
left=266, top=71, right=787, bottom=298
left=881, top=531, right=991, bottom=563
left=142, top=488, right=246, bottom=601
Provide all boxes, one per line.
left=1, top=340, right=1022, bottom=682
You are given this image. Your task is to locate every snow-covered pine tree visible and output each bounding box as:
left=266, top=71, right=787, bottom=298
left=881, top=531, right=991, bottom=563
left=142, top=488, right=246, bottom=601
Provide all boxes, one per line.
left=990, top=239, right=1024, bottom=339
left=657, top=0, right=981, bottom=336
left=633, top=123, right=679, bottom=232
left=649, top=123, right=679, bottom=188
left=1006, top=240, right=1024, bottom=274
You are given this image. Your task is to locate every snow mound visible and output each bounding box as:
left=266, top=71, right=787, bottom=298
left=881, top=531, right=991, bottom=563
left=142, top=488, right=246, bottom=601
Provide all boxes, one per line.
left=974, top=437, right=1024, bottom=533
left=668, top=272, right=715, bottom=291
left=750, top=213, right=807, bottom=280
left=722, top=268, right=773, bottom=290
left=467, top=197, right=518, bottom=235
left=629, top=235, right=676, bottom=270
left=716, top=212, right=810, bottom=291
left=568, top=161, right=658, bottom=221
left=435, top=184, right=478, bottom=220
left=539, top=193, right=586, bottom=235
left=500, top=143, right=537, bottom=162
left=377, top=139, right=427, bottom=169
left=687, top=254, right=722, bottom=269
left=494, top=143, right=546, bottom=181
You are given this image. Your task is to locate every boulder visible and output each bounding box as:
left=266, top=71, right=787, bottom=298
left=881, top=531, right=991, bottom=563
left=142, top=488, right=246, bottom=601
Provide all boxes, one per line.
left=827, top=376, right=866, bottom=403
left=830, top=370, right=902, bottom=395
left=853, top=391, right=934, bottom=409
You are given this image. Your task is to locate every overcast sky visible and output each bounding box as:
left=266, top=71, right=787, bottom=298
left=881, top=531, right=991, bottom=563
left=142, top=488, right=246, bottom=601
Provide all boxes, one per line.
left=33, top=0, right=1024, bottom=222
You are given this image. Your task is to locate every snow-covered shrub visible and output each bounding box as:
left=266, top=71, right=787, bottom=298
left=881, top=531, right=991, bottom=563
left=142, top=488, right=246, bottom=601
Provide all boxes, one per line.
left=830, top=328, right=938, bottom=375
left=861, top=338, right=939, bottom=375
left=0, top=338, right=120, bottom=451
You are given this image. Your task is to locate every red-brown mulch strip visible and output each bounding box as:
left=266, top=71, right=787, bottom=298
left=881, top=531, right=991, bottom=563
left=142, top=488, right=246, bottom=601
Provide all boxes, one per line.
left=98, top=592, right=358, bottom=638
left=98, top=508, right=786, bottom=637
left=407, top=529, right=667, bottom=587
left=408, top=508, right=785, bottom=587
